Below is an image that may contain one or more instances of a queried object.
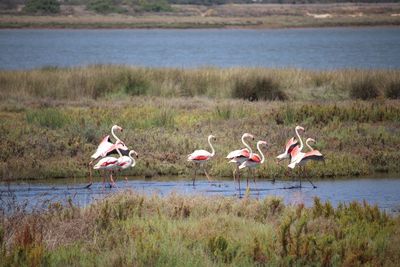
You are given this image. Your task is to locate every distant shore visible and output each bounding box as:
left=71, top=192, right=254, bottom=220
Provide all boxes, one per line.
left=1, top=3, right=400, bottom=29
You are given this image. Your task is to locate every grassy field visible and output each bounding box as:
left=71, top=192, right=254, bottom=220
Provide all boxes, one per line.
left=1, top=192, right=400, bottom=266
left=1, top=65, right=400, bottom=181
left=1, top=3, right=400, bottom=29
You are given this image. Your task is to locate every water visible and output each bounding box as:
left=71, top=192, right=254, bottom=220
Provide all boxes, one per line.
left=1, top=176, right=400, bottom=214
left=1, top=27, right=400, bottom=70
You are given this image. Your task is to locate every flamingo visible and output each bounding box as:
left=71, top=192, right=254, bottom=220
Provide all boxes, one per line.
left=87, top=125, right=129, bottom=188
left=276, top=137, right=299, bottom=162
left=226, top=133, right=255, bottom=196
left=115, top=150, right=139, bottom=183
left=93, top=142, right=124, bottom=188
left=239, top=140, right=268, bottom=195
left=288, top=138, right=323, bottom=188
left=287, top=126, right=305, bottom=167
left=187, top=135, right=216, bottom=186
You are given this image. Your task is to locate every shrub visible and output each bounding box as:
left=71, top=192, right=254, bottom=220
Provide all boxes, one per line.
left=86, top=0, right=126, bottom=14
left=123, top=73, right=149, bottom=96
left=232, top=75, right=287, bottom=101
left=349, top=76, right=380, bottom=100
left=24, top=0, right=60, bottom=14
left=385, top=79, right=400, bottom=99
left=137, top=0, right=172, bottom=12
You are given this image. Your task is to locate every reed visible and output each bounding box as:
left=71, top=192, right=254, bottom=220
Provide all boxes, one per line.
left=1, top=66, right=400, bottom=102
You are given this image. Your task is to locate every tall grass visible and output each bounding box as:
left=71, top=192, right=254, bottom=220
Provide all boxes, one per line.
left=1, top=192, right=399, bottom=266
left=1, top=66, right=400, bottom=101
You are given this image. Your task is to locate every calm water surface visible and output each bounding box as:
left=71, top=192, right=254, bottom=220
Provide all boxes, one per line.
left=1, top=27, right=400, bottom=70
left=1, top=176, right=400, bottom=213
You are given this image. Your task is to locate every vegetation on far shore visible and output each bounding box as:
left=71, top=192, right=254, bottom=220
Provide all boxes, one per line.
left=1, top=192, right=400, bottom=266
left=0, top=65, right=400, bottom=181
left=1, top=2, right=400, bottom=29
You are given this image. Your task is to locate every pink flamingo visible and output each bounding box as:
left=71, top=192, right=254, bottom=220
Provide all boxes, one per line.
left=87, top=125, right=129, bottom=188
left=93, top=144, right=122, bottom=188
left=276, top=137, right=299, bottom=162
left=277, top=125, right=304, bottom=162
left=116, top=150, right=139, bottom=183
left=288, top=138, right=323, bottom=188
left=226, top=133, right=254, bottom=195
left=239, top=140, right=268, bottom=195
left=187, top=135, right=216, bottom=186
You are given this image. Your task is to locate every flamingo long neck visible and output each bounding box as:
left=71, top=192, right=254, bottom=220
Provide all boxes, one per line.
left=257, top=142, right=265, bottom=164
left=242, top=135, right=253, bottom=158
left=111, top=126, right=122, bottom=143
left=115, top=144, right=122, bottom=158
left=295, top=128, right=304, bottom=151
left=129, top=151, right=136, bottom=167
left=306, top=139, right=314, bottom=151
left=208, top=136, right=215, bottom=157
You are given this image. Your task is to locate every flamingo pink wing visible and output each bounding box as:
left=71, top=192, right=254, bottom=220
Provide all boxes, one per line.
left=286, top=137, right=298, bottom=153
left=101, top=159, right=118, bottom=167
left=250, top=153, right=261, bottom=163
left=290, top=145, right=301, bottom=158
left=304, top=150, right=323, bottom=158
left=192, top=155, right=209, bottom=161
left=91, top=135, right=113, bottom=159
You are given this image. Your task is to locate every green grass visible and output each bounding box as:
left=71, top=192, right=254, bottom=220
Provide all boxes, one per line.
left=0, top=97, right=400, bottom=180
left=1, top=192, right=399, bottom=266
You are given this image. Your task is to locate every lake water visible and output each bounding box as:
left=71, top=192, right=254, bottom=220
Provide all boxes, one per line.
left=1, top=176, right=400, bottom=214
left=1, top=27, right=400, bottom=70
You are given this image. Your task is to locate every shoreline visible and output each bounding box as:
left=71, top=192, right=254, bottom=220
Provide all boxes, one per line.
left=1, top=21, right=400, bottom=30
left=2, top=2, right=400, bottom=30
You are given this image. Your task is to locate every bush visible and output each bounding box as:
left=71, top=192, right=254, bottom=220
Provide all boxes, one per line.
left=232, top=75, right=287, bottom=101
left=123, top=73, right=149, bottom=96
left=385, top=80, right=400, bottom=99
left=349, top=76, right=380, bottom=100
left=24, top=0, right=60, bottom=14
left=137, top=0, right=172, bottom=12
left=86, top=0, right=126, bottom=14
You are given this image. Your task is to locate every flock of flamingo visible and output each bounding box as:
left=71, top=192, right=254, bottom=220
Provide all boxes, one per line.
left=87, top=125, right=324, bottom=195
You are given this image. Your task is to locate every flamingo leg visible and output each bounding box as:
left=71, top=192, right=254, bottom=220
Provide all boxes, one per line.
left=236, top=165, right=241, bottom=198
left=86, top=160, right=94, bottom=189
left=109, top=171, right=117, bottom=188
left=203, top=165, right=212, bottom=182
left=192, top=165, right=197, bottom=186
left=252, top=169, right=259, bottom=199
left=245, top=169, right=251, bottom=196
left=299, top=166, right=303, bottom=188
left=304, top=166, right=317, bottom=188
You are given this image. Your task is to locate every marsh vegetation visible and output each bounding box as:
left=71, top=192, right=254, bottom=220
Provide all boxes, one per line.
left=1, top=66, right=399, bottom=180
left=1, top=192, right=399, bottom=266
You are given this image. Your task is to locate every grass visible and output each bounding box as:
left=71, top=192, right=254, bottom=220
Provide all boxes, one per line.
left=0, top=66, right=400, bottom=181
left=1, top=66, right=400, bottom=101
left=1, top=192, right=399, bottom=266
left=1, top=3, right=400, bottom=29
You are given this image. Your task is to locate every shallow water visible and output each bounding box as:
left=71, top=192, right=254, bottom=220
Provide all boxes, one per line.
left=1, top=176, right=400, bottom=213
left=1, top=27, right=400, bottom=70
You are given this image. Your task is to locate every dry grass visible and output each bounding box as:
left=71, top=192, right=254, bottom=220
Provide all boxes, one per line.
left=1, top=66, right=400, bottom=101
